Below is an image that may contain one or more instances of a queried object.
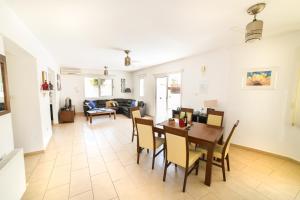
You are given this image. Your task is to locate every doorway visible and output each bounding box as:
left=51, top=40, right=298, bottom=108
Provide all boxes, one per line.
left=155, top=73, right=181, bottom=123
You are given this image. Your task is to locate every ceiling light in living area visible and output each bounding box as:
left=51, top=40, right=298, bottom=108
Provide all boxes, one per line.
left=124, top=50, right=131, bottom=66
left=245, top=3, right=266, bottom=43
left=104, top=66, right=108, bottom=76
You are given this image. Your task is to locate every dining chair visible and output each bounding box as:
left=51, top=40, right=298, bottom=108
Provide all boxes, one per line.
left=135, top=118, right=165, bottom=169
left=131, top=107, right=141, bottom=142
left=163, top=126, right=201, bottom=192
left=180, top=108, right=194, bottom=124
left=199, top=120, right=239, bottom=181
left=207, top=110, right=224, bottom=127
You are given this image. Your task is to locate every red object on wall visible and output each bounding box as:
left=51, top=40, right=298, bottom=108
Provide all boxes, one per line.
left=41, top=81, right=49, bottom=90
left=179, top=119, right=185, bottom=127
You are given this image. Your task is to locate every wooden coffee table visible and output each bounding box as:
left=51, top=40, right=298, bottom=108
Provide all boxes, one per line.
left=87, top=108, right=116, bottom=124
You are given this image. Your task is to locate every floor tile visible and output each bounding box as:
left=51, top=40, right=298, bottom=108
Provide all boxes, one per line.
left=22, top=114, right=300, bottom=200
left=43, top=184, right=69, bottom=200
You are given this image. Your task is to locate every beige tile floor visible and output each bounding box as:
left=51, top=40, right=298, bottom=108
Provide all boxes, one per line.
left=22, top=114, right=300, bottom=200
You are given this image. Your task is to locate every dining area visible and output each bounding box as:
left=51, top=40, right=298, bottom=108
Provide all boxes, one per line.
left=130, top=106, right=239, bottom=192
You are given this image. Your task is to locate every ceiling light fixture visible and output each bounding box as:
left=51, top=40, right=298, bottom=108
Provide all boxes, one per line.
left=245, top=3, right=266, bottom=43
left=124, top=50, right=131, bottom=66
left=104, top=66, right=108, bottom=76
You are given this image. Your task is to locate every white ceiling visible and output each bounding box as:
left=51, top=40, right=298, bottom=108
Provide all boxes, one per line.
left=5, top=0, right=300, bottom=71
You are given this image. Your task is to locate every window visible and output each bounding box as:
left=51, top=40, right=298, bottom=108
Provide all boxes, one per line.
left=100, top=79, right=113, bottom=97
left=84, top=78, right=113, bottom=98
left=84, top=77, right=99, bottom=98
left=139, top=78, right=144, bottom=97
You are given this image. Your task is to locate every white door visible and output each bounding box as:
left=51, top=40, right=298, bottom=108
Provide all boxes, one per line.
left=156, top=77, right=168, bottom=123
left=167, top=73, right=181, bottom=117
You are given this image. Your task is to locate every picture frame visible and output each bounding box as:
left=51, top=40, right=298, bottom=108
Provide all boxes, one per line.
left=121, top=78, right=126, bottom=93
left=242, top=68, right=277, bottom=89
left=0, top=54, right=11, bottom=116
left=42, top=71, right=48, bottom=82
left=57, top=74, right=61, bottom=91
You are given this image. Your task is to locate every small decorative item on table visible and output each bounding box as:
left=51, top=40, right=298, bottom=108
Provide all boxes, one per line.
left=179, top=118, right=185, bottom=127
left=168, top=118, right=175, bottom=125
left=41, top=80, right=49, bottom=90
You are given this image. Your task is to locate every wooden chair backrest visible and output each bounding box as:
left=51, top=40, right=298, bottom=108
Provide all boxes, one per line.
left=207, top=110, right=224, bottom=127
left=222, top=120, right=239, bottom=157
left=131, top=107, right=141, bottom=126
left=180, top=107, right=194, bottom=123
left=135, top=118, right=155, bottom=150
left=163, top=126, right=189, bottom=168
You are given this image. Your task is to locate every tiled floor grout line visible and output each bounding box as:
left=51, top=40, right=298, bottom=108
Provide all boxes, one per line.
left=41, top=153, right=58, bottom=200
left=66, top=125, right=75, bottom=200
left=26, top=153, right=42, bottom=183
left=84, top=125, right=95, bottom=200
left=93, top=125, right=121, bottom=200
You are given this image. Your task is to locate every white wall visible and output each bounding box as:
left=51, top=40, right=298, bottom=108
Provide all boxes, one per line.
left=0, top=36, right=14, bottom=159
left=0, top=35, right=26, bottom=200
left=0, top=2, right=60, bottom=152
left=6, top=50, right=44, bottom=153
left=133, top=31, right=300, bottom=161
left=60, top=70, right=133, bottom=112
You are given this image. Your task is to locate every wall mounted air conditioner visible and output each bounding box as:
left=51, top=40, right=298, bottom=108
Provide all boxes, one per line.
left=60, top=67, right=82, bottom=75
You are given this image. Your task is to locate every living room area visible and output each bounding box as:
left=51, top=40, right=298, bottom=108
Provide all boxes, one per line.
left=1, top=1, right=300, bottom=200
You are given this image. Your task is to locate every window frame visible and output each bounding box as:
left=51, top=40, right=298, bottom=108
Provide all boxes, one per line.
left=139, top=78, right=144, bottom=97
left=100, top=79, right=113, bottom=97
left=84, top=77, right=100, bottom=98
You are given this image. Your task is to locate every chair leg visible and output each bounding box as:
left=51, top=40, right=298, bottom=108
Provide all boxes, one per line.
left=195, top=160, right=199, bottom=175
left=221, top=159, right=226, bottom=181
left=137, top=147, right=140, bottom=164
left=182, top=168, right=188, bottom=192
left=163, top=161, right=168, bottom=182
left=152, top=150, right=156, bottom=169
left=131, top=128, right=135, bottom=142
left=147, top=149, right=149, bottom=154
left=226, top=154, right=230, bottom=171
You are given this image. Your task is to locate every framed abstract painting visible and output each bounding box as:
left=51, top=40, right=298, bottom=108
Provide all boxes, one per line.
left=243, top=68, right=277, bottom=89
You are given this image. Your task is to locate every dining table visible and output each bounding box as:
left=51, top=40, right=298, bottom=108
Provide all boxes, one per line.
left=154, top=120, right=224, bottom=186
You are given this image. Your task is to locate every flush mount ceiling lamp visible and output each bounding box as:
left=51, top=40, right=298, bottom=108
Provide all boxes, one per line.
left=104, top=66, right=108, bottom=76
left=124, top=50, right=131, bottom=66
left=245, top=3, right=266, bottom=43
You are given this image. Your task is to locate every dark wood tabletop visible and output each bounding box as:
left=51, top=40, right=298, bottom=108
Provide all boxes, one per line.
left=156, top=120, right=224, bottom=144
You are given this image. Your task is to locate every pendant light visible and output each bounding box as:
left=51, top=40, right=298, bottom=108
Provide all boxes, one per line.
left=104, top=66, right=108, bottom=76
left=245, top=3, right=266, bottom=43
left=124, top=50, right=131, bottom=66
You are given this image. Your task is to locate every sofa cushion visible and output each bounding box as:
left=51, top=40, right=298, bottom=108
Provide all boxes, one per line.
left=87, top=101, right=96, bottom=109
left=130, top=100, right=137, bottom=107
left=119, top=106, right=129, bottom=112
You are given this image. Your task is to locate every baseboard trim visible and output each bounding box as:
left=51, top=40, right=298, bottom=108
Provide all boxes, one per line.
left=24, top=150, right=44, bottom=157
left=231, top=143, right=300, bottom=164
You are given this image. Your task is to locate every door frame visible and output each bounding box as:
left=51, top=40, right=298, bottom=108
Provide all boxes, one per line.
left=154, top=70, right=183, bottom=122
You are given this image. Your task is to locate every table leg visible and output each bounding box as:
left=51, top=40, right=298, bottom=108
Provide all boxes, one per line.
left=204, top=143, right=215, bottom=186
left=86, top=114, right=89, bottom=121
left=109, top=113, right=111, bottom=118
left=114, top=112, right=116, bottom=120
left=218, top=135, right=224, bottom=145
left=89, top=116, right=92, bottom=124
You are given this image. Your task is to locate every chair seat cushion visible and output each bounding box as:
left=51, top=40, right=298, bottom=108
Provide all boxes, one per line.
left=155, top=137, right=165, bottom=149
left=188, top=150, right=202, bottom=167
left=189, top=143, right=196, bottom=150
left=198, top=144, right=224, bottom=159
